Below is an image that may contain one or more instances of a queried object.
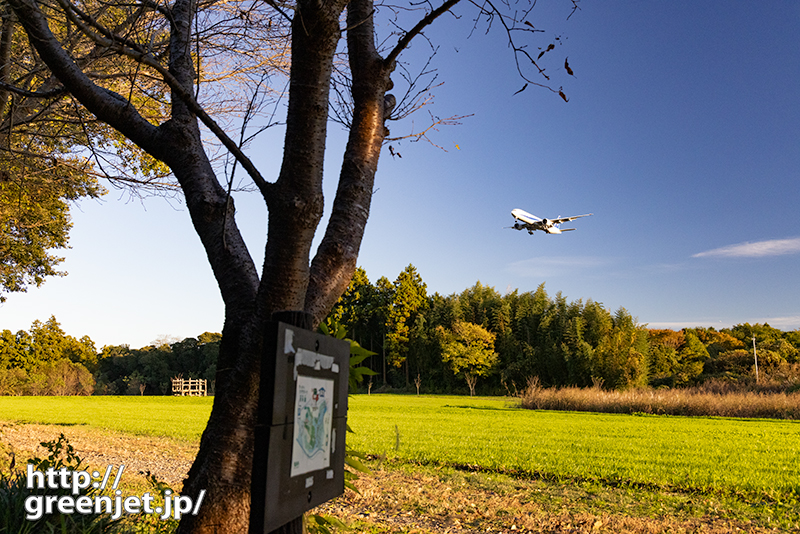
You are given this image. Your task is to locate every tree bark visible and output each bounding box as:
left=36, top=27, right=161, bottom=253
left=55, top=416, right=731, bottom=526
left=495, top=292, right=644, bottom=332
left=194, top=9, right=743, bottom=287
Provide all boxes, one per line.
left=6, top=0, right=458, bottom=529
left=0, top=6, right=14, bottom=118
left=178, top=0, right=353, bottom=531
left=305, top=0, right=394, bottom=319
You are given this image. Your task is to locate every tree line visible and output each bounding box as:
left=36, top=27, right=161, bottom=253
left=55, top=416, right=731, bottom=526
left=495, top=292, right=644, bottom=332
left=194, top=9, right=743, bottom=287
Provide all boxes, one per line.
left=1, top=0, right=581, bottom=522
left=0, top=317, right=220, bottom=395
left=0, top=317, right=95, bottom=395
left=326, top=265, right=800, bottom=395
left=2, top=267, right=798, bottom=396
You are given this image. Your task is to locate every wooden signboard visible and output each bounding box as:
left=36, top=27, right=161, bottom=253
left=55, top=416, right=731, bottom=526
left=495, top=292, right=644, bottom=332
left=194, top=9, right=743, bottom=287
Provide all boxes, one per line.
left=250, top=317, right=350, bottom=533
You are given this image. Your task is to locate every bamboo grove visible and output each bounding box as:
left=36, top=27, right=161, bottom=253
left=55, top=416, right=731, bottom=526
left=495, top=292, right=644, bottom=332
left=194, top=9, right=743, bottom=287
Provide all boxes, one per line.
left=2, top=265, right=799, bottom=396
left=324, top=265, right=800, bottom=395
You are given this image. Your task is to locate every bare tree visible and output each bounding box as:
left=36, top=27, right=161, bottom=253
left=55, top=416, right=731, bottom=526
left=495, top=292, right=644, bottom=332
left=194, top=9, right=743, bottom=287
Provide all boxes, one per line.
left=6, top=0, right=577, bottom=530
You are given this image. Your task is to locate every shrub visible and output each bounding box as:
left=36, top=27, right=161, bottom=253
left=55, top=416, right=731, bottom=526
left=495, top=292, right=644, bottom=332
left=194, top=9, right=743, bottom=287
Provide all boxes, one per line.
left=1, top=434, right=115, bottom=533
left=0, top=360, right=94, bottom=396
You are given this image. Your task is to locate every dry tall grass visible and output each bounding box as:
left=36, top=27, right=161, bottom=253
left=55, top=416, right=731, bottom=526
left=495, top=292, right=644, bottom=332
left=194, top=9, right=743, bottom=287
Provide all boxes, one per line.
left=518, top=377, right=800, bottom=419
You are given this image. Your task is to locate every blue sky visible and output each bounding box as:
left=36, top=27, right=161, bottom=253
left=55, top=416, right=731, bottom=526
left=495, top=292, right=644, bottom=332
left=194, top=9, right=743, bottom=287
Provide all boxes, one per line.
left=2, top=1, right=799, bottom=348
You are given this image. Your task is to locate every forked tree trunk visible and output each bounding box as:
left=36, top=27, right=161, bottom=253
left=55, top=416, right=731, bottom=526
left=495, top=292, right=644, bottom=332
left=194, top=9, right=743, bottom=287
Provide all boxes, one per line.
left=7, top=0, right=408, bottom=528
left=177, top=0, right=393, bottom=529
left=465, top=372, right=477, bottom=397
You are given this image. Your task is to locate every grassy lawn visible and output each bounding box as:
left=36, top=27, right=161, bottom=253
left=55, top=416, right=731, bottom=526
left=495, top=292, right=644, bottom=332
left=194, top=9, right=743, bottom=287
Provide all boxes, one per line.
left=345, top=394, right=800, bottom=499
left=2, top=394, right=798, bottom=498
left=2, top=393, right=798, bottom=531
left=0, top=396, right=212, bottom=441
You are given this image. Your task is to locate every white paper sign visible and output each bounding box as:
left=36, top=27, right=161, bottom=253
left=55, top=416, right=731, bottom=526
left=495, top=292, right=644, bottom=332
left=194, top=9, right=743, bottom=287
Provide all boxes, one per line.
left=291, top=375, right=334, bottom=477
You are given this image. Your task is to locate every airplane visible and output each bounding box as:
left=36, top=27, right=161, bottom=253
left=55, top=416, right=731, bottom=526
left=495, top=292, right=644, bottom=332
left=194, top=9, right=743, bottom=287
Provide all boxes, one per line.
left=509, top=208, right=592, bottom=235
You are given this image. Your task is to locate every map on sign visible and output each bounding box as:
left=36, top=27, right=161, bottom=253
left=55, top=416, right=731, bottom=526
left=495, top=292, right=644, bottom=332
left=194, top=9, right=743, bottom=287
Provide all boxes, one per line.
left=291, top=375, right=334, bottom=477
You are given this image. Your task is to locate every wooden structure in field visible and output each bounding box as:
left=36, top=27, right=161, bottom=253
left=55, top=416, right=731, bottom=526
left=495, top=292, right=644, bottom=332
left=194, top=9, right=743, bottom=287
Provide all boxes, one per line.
left=171, top=377, right=207, bottom=396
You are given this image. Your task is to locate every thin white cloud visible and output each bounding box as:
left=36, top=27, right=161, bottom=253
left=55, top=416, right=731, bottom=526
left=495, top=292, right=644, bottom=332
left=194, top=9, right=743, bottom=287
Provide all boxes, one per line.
left=753, top=316, right=800, bottom=331
left=645, top=321, right=726, bottom=329
left=693, top=237, right=800, bottom=258
left=646, top=316, right=800, bottom=331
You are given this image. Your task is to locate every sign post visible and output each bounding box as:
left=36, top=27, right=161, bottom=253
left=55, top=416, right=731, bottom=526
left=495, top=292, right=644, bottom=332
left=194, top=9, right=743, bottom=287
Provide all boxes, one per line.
left=250, top=312, right=350, bottom=534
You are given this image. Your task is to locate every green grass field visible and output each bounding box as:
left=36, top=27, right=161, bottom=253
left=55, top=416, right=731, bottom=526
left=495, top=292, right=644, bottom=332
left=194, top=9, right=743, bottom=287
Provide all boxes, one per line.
left=0, top=396, right=212, bottom=441
left=345, top=395, right=800, bottom=500
left=2, top=394, right=798, bottom=511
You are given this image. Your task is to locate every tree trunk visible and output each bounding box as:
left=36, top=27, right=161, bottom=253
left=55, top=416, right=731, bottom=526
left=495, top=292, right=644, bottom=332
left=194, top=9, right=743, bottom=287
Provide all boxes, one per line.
left=177, top=0, right=394, bottom=529
left=465, top=372, right=477, bottom=397
left=382, top=333, right=387, bottom=385
left=175, top=316, right=264, bottom=533
left=8, top=0, right=396, bottom=529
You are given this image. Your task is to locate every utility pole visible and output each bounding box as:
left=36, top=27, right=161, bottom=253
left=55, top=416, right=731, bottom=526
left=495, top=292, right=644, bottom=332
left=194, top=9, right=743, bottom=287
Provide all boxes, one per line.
left=752, top=336, right=759, bottom=384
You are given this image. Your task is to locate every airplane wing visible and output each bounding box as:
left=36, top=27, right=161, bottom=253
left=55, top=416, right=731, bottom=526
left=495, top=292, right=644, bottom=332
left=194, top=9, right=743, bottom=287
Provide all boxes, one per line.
left=550, top=213, right=593, bottom=225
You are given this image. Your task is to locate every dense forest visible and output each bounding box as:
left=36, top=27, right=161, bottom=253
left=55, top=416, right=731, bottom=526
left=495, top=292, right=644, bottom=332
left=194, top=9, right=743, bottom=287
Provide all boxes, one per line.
left=326, top=266, right=800, bottom=395
left=0, top=317, right=220, bottom=395
left=2, top=265, right=799, bottom=396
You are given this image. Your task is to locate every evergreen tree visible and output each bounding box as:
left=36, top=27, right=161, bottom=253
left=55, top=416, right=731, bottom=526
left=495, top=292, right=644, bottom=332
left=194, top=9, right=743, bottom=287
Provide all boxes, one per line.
left=457, top=281, right=502, bottom=328
left=385, top=264, right=428, bottom=383
left=326, top=266, right=375, bottom=345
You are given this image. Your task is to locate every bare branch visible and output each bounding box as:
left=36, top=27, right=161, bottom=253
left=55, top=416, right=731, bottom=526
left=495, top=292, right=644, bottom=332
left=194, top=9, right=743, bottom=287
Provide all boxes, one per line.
left=7, top=0, right=162, bottom=154
left=385, top=0, right=464, bottom=67
left=0, top=81, right=66, bottom=99
left=263, top=0, right=292, bottom=24
left=386, top=109, right=472, bottom=147
left=465, top=0, right=570, bottom=96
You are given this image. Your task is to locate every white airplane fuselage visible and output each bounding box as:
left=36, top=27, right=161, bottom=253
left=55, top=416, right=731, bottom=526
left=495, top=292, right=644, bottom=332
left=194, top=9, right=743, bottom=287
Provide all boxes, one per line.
left=510, top=208, right=591, bottom=235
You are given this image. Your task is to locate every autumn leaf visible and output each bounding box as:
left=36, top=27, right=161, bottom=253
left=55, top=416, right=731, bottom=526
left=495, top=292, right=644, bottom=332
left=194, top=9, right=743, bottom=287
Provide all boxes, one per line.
left=565, top=57, right=574, bottom=76
left=558, top=89, right=568, bottom=102
left=538, top=43, right=555, bottom=59
left=513, top=83, right=528, bottom=95
left=524, top=21, right=535, bottom=29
